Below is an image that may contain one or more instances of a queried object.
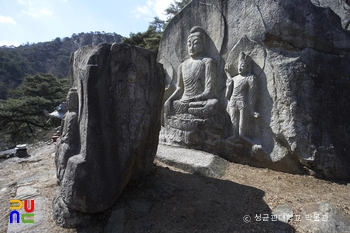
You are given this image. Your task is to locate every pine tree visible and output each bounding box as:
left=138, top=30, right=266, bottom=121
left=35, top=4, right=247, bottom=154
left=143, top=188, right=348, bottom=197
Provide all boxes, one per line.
left=122, top=0, right=192, bottom=54
left=0, top=73, right=68, bottom=147
left=165, top=0, right=192, bottom=22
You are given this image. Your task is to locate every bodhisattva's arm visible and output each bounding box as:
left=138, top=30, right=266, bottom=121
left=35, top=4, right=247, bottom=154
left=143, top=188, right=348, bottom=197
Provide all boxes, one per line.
left=225, top=70, right=233, bottom=100
left=248, top=75, right=259, bottom=118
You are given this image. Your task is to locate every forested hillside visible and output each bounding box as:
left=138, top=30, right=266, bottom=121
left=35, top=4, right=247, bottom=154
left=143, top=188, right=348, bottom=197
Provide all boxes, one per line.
left=0, top=32, right=122, bottom=149
left=0, top=32, right=122, bottom=99
left=0, top=0, right=191, bottom=149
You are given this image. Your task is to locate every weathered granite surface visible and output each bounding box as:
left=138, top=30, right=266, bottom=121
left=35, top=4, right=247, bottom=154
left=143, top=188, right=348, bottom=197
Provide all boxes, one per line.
left=158, top=0, right=350, bottom=180
left=53, top=42, right=164, bottom=222
left=156, top=144, right=228, bottom=178
left=311, top=0, right=350, bottom=30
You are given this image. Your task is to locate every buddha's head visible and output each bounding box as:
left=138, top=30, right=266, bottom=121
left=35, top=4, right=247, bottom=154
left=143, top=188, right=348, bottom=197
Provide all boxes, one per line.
left=187, top=26, right=206, bottom=58
left=238, top=52, right=252, bottom=75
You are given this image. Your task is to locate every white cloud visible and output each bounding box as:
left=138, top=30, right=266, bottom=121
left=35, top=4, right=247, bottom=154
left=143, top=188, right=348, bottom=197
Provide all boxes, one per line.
left=22, top=10, right=38, bottom=17
left=0, top=41, right=20, bottom=47
left=22, top=8, right=53, bottom=17
left=18, top=0, right=33, bottom=6
left=135, top=0, right=175, bottom=20
left=40, top=8, right=52, bottom=16
left=153, top=0, right=175, bottom=19
left=19, top=0, right=53, bottom=18
left=0, top=15, right=17, bottom=25
left=135, top=6, right=152, bottom=17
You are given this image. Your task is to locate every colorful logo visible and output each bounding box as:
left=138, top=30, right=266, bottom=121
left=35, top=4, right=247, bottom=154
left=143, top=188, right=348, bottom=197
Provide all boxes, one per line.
left=9, top=199, right=35, bottom=224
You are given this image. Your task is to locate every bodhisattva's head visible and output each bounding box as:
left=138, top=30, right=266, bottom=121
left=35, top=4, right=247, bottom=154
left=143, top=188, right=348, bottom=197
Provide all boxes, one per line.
left=238, top=52, right=252, bottom=75
left=187, top=26, right=206, bottom=58
left=66, top=88, right=78, bottom=111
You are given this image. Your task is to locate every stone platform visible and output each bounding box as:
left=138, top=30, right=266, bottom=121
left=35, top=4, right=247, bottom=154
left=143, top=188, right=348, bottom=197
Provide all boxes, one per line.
left=156, top=144, right=228, bottom=178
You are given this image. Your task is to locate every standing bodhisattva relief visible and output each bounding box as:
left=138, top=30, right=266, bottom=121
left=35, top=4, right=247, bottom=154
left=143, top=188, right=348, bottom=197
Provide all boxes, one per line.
left=225, top=52, right=259, bottom=142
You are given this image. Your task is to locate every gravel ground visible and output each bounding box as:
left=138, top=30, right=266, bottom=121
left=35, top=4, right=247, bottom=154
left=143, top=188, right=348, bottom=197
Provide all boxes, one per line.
left=0, top=143, right=349, bottom=233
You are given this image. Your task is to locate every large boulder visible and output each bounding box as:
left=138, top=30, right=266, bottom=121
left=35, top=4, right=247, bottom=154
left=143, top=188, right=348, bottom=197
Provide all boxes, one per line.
left=158, top=0, right=350, bottom=180
left=53, top=42, right=164, bottom=221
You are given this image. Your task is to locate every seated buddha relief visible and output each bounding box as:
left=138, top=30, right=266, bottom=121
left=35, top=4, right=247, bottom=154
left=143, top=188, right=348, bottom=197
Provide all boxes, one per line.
left=163, top=26, right=225, bottom=143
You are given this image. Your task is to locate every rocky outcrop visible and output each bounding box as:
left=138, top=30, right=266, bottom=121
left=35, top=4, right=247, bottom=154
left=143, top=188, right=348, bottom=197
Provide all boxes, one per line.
left=158, top=0, right=350, bottom=180
left=311, top=0, right=350, bottom=30
left=53, top=43, right=164, bottom=226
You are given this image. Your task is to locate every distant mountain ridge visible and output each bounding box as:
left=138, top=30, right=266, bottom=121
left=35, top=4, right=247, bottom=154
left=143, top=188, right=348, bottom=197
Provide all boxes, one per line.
left=0, top=32, right=123, bottom=99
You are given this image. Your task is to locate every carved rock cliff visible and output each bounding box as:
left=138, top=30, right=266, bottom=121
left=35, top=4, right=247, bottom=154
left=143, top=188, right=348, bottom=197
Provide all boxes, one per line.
left=158, top=0, right=350, bottom=180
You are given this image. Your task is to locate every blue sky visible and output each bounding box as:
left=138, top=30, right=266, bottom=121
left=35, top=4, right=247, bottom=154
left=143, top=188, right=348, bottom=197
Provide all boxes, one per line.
left=0, top=0, right=175, bottom=46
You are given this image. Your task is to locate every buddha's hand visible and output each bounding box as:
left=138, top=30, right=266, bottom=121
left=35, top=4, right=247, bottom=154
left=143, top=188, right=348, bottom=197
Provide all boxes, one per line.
left=186, top=97, right=198, bottom=102
left=183, top=96, right=199, bottom=103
